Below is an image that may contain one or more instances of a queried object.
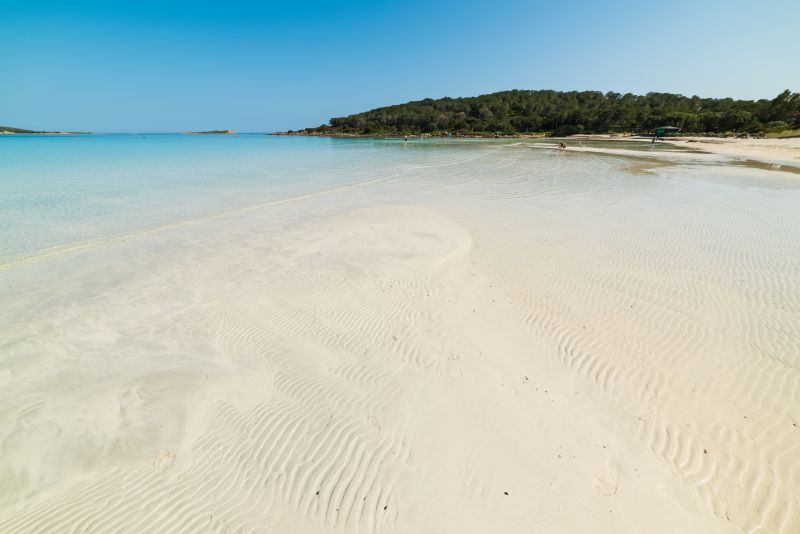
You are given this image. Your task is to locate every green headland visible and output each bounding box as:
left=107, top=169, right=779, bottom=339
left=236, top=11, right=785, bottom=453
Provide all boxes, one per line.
left=278, top=89, right=800, bottom=138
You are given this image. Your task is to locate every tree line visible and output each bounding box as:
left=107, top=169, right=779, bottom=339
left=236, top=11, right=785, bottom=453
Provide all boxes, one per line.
left=294, top=89, right=800, bottom=136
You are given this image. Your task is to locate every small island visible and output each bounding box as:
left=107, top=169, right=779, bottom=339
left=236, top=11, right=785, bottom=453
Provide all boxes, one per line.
left=184, top=129, right=236, bottom=135
left=1, top=125, right=92, bottom=134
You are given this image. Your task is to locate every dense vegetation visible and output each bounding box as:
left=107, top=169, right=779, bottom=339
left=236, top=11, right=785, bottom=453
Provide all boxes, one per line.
left=0, top=125, right=91, bottom=134
left=0, top=126, right=42, bottom=133
left=293, top=89, right=800, bottom=136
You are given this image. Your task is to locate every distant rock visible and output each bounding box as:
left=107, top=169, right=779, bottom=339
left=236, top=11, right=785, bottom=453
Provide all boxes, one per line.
left=184, top=129, right=236, bottom=134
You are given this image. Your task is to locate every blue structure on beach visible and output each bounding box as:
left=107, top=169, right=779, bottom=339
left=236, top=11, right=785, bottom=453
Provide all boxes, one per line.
left=654, top=126, right=680, bottom=138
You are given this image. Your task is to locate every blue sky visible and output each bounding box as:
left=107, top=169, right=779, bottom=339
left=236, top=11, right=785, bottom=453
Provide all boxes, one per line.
left=2, top=0, right=798, bottom=132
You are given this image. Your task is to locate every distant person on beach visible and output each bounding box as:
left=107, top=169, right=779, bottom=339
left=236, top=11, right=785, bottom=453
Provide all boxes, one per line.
left=559, top=142, right=567, bottom=150
left=404, top=134, right=408, bottom=142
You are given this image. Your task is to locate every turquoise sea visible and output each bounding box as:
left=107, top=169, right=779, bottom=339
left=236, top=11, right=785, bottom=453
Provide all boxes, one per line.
left=0, top=135, right=399, bottom=260
left=0, top=134, right=679, bottom=263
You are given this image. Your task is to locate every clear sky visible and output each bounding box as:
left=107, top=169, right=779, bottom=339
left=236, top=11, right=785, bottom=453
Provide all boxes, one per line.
left=2, top=0, right=798, bottom=132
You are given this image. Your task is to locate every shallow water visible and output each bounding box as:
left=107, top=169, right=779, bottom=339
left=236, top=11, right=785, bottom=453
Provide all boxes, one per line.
left=0, top=135, right=486, bottom=260
left=0, top=135, right=704, bottom=262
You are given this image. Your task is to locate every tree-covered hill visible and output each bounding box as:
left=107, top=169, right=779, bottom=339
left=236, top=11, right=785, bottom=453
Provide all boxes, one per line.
left=289, top=89, right=800, bottom=137
left=0, top=125, right=92, bottom=134
left=0, top=126, right=42, bottom=133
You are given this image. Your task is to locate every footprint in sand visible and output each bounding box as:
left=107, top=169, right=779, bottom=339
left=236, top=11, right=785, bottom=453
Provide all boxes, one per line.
left=153, top=449, right=175, bottom=470
left=593, top=460, right=620, bottom=497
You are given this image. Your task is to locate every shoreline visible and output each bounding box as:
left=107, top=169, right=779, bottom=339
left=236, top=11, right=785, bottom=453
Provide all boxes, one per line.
left=660, top=135, right=800, bottom=164
left=271, top=131, right=800, bottom=167
left=270, top=131, right=800, bottom=141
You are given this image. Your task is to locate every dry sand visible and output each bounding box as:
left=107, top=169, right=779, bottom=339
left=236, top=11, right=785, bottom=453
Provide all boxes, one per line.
left=663, top=136, right=800, bottom=166
left=1, top=143, right=799, bottom=533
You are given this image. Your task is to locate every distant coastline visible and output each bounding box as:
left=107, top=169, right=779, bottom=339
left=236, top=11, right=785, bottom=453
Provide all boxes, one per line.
left=184, top=129, right=236, bottom=135
left=1, top=126, right=92, bottom=135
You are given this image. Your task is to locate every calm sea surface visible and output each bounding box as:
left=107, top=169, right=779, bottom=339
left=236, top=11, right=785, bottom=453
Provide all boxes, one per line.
left=0, top=134, right=673, bottom=262
left=0, top=135, right=410, bottom=260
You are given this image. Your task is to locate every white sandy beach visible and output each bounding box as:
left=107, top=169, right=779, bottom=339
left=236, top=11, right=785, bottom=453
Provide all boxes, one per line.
left=1, top=141, right=799, bottom=534
left=560, top=135, right=800, bottom=169
left=665, top=136, right=800, bottom=163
